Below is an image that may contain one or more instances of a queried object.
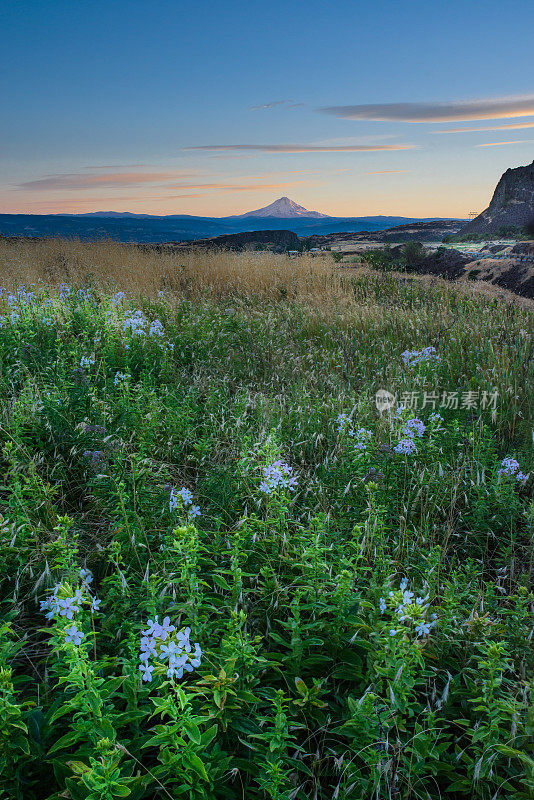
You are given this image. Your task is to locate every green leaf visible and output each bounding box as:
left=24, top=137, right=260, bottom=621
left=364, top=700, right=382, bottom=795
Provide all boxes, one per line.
left=111, top=784, right=131, bottom=797
left=183, top=721, right=201, bottom=745
left=48, top=728, right=86, bottom=754
left=186, top=753, right=209, bottom=781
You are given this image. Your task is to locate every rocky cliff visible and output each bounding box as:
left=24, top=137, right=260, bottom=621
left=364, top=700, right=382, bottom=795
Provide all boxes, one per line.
left=463, top=160, right=534, bottom=235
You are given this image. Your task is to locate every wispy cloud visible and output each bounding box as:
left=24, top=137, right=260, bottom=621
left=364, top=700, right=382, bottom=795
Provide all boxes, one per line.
left=475, top=140, right=533, bottom=147
left=250, top=100, right=304, bottom=111
left=365, top=169, right=410, bottom=174
left=321, top=94, right=534, bottom=123
left=11, top=169, right=310, bottom=199
left=186, top=143, right=414, bottom=153
left=167, top=181, right=313, bottom=192
left=431, top=121, right=534, bottom=134
left=15, top=171, right=198, bottom=191
left=12, top=170, right=306, bottom=194
left=80, top=164, right=147, bottom=170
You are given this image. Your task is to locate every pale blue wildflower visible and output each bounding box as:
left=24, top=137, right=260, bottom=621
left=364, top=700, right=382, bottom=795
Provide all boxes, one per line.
left=142, top=616, right=161, bottom=637
left=498, top=457, right=529, bottom=484
left=114, top=371, right=128, bottom=387
left=159, top=641, right=181, bottom=659
left=403, top=418, right=426, bottom=438
left=57, top=597, right=79, bottom=620
left=169, top=489, right=178, bottom=513
left=80, top=355, right=95, bottom=369
left=415, top=621, right=432, bottom=638
left=402, top=346, right=439, bottom=367
left=138, top=618, right=201, bottom=684
left=394, top=438, right=417, bottom=455
left=188, top=505, right=201, bottom=518
left=158, top=616, right=176, bottom=641
left=260, top=460, right=298, bottom=494
left=79, top=568, right=93, bottom=585
left=90, top=597, right=101, bottom=613
left=149, top=319, right=164, bottom=337
left=179, top=487, right=193, bottom=505
left=64, top=624, right=84, bottom=646
left=336, top=413, right=351, bottom=433
left=190, top=642, right=202, bottom=668
left=353, top=427, right=373, bottom=451
left=139, top=663, right=154, bottom=682
left=380, top=579, right=437, bottom=640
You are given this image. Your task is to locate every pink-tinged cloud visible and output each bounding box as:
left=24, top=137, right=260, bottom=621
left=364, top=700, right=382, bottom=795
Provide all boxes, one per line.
left=322, top=94, right=534, bottom=122
left=431, top=121, right=534, bottom=134
left=475, top=140, right=533, bottom=147
left=186, top=144, right=414, bottom=153
left=12, top=171, right=312, bottom=193
left=15, top=171, right=200, bottom=191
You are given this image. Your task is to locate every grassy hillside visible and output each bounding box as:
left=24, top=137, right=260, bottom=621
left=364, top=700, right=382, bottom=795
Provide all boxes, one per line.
left=0, top=238, right=533, bottom=800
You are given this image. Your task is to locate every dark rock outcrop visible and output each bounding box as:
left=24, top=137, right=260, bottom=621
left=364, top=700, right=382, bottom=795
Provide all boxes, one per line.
left=462, top=160, right=534, bottom=235
left=181, top=229, right=300, bottom=251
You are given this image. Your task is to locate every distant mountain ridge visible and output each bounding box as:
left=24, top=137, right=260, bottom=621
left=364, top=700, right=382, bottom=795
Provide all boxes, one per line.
left=0, top=194, right=465, bottom=244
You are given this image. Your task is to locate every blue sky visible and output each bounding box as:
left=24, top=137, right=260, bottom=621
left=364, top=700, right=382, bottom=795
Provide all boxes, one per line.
left=1, top=0, right=534, bottom=217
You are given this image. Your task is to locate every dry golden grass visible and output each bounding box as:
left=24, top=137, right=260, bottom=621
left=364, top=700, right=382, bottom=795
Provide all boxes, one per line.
left=0, top=236, right=347, bottom=303
left=0, top=236, right=531, bottom=319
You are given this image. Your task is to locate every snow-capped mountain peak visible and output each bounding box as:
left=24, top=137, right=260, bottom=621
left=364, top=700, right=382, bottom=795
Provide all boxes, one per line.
left=236, top=197, right=329, bottom=218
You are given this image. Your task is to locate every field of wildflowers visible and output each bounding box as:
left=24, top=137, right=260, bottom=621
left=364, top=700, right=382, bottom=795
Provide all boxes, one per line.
left=0, top=244, right=532, bottom=799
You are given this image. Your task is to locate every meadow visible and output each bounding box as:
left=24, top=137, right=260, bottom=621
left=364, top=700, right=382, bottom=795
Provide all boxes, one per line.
left=0, top=237, right=533, bottom=800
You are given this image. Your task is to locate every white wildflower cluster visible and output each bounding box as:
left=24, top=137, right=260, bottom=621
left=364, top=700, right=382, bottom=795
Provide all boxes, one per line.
left=259, top=460, right=298, bottom=495
left=401, top=346, right=439, bottom=367
left=139, top=616, right=202, bottom=683
left=379, top=577, right=437, bottom=639
left=169, top=486, right=201, bottom=518
left=40, top=569, right=102, bottom=646
left=498, top=457, right=529, bottom=483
